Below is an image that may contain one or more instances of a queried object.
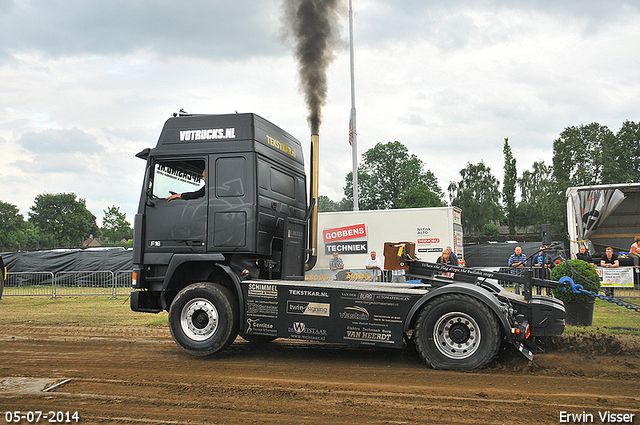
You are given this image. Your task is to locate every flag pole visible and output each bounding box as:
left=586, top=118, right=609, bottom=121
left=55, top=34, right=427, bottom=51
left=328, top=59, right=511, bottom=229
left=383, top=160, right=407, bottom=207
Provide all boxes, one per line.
left=349, top=0, right=359, bottom=211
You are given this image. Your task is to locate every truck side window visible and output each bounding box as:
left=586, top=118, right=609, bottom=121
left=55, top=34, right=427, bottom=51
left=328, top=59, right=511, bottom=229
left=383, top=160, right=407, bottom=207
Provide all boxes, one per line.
left=216, top=157, right=245, bottom=197
left=271, top=167, right=295, bottom=199
left=151, top=160, right=206, bottom=199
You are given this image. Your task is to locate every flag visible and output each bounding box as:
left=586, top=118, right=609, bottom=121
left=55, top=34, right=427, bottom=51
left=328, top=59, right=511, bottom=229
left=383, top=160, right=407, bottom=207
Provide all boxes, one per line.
left=348, top=110, right=353, bottom=146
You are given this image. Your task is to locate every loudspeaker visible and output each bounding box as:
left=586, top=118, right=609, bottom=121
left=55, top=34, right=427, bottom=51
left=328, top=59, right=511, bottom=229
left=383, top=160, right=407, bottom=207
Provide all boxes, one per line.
left=541, top=223, right=552, bottom=246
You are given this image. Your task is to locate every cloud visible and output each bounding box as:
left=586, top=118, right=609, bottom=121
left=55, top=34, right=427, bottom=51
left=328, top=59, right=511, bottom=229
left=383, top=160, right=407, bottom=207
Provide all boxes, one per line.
left=1, top=0, right=639, bottom=225
left=0, top=0, right=286, bottom=60
left=17, top=127, right=103, bottom=154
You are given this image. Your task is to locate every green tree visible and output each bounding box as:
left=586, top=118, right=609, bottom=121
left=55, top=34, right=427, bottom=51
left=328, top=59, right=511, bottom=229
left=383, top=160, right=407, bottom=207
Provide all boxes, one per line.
left=448, top=162, right=502, bottom=235
left=318, top=195, right=352, bottom=212
left=100, top=206, right=132, bottom=243
left=397, top=183, right=445, bottom=208
left=0, top=201, right=28, bottom=251
left=612, top=120, right=640, bottom=183
left=552, top=123, right=615, bottom=191
left=318, top=195, right=337, bottom=212
left=28, top=193, right=98, bottom=249
left=502, top=138, right=517, bottom=235
left=481, top=223, right=500, bottom=237
left=343, top=141, right=443, bottom=210
left=518, top=161, right=564, bottom=233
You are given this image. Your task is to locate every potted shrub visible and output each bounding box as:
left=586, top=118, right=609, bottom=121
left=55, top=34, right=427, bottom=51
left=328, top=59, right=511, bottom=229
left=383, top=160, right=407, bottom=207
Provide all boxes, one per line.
left=550, top=259, right=601, bottom=326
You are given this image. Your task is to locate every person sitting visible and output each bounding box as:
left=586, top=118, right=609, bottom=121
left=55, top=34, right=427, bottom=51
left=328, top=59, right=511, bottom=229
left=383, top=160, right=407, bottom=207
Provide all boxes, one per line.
left=629, top=236, right=640, bottom=267
left=600, top=246, right=619, bottom=268
left=166, top=169, right=206, bottom=200
left=575, top=245, right=595, bottom=266
left=601, top=246, right=619, bottom=297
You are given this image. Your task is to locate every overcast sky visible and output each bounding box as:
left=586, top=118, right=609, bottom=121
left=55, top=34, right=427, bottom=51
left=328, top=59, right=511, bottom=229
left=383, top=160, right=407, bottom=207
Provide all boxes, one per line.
left=1, top=0, right=639, bottom=226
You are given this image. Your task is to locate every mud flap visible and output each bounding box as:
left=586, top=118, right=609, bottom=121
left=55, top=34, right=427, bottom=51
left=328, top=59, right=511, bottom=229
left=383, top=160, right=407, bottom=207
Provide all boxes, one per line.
left=514, top=341, right=534, bottom=361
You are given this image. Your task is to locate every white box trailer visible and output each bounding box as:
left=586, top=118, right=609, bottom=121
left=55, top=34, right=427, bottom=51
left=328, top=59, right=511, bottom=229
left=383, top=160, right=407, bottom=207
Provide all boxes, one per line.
left=316, top=206, right=463, bottom=271
left=566, top=183, right=640, bottom=258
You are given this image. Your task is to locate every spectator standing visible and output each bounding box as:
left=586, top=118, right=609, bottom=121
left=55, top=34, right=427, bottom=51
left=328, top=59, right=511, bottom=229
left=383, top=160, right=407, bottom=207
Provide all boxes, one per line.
left=445, top=246, right=459, bottom=266
left=508, top=246, right=527, bottom=270
left=365, top=251, right=382, bottom=281
left=436, top=249, right=455, bottom=265
left=534, top=246, right=554, bottom=278
left=329, top=252, right=344, bottom=271
left=0, top=255, right=4, bottom=300
left=508, top=246, right=527, bottom=294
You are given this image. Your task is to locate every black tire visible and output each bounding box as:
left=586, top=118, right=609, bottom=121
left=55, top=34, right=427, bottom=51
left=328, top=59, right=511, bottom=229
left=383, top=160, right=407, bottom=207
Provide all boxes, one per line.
left=168, top=282, right=239, bottom=356
left=414, top=294, right=502, bottom=370
left=239, top=332, right=277, bottom=343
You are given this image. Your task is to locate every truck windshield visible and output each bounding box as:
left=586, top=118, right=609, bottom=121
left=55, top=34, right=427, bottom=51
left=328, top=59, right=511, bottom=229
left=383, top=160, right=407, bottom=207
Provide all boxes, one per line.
left=151, top=160, right=205, bottom=199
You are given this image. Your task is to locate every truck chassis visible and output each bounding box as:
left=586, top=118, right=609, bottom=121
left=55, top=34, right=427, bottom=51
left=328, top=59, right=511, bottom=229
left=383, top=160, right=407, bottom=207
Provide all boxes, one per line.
left=135, top=257, right=565, bottom=370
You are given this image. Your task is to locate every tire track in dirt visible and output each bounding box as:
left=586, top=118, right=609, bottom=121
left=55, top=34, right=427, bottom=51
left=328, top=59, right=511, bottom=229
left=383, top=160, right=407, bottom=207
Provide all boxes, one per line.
left=1, top=324, right=639, bottom=424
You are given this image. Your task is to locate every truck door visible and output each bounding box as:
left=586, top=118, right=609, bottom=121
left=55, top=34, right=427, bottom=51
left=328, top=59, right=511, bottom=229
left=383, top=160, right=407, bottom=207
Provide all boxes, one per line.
left=143, top=159, right=207, bottom=253
left=207, top=154, right=254, bottom=251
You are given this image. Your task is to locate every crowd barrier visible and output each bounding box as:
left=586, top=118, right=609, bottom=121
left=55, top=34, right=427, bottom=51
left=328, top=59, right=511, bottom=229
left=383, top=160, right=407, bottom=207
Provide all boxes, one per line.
left=3, top=267, right=638, bottom=300
left=3, top=270, right=133, bottom=299
left=495, top=266, right=640, bottom=299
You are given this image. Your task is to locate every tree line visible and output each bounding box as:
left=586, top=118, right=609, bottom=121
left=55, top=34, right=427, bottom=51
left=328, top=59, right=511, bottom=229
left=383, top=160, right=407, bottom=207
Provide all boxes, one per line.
left=2, top=121, right=638, bottom=250
left=321, top=121, right=640, bottom=236
left=0, top=194, right=132, bottom=251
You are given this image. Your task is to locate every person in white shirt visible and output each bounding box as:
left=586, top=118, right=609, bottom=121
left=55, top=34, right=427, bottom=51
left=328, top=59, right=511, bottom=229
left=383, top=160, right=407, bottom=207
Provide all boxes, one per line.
left=365, top=251, right=382, bottom=281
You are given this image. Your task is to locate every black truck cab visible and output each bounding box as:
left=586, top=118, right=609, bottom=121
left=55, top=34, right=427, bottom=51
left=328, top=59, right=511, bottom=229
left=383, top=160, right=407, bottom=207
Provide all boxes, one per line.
left=132, top=113, right=308, bottom=313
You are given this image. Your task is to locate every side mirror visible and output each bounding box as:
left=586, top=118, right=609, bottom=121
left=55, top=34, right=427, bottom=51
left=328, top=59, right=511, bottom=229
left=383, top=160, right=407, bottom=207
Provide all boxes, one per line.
left=135, top=148, right=151, bottom=160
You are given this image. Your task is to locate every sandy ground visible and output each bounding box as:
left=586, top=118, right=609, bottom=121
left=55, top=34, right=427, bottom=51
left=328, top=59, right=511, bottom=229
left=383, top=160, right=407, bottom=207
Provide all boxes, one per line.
left=1, top=324, right=639, bottom=425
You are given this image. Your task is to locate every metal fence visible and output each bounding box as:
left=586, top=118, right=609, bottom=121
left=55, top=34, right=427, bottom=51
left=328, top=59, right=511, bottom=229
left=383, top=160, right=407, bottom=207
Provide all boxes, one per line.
left=3, top=270, right=133, bottom=299
left=494, top=266, right=640, bottom=299
left=3, top=267, right=637, bottom=301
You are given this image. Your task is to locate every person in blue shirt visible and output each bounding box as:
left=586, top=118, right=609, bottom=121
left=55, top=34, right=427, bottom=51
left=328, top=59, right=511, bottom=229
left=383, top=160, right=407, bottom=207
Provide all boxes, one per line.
left=508, top=246, right=527, bottom=269
left=445, top=246, right=459, bottom=266
left=508, top=246, right=527, bottom=294
left=534, top=246, right=554, bottom=279
left=533, top=246, right=554, bottom=293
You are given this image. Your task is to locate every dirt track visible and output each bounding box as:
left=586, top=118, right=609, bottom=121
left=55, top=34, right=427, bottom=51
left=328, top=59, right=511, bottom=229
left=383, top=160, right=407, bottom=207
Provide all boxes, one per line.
left=1, top=324, right=639, bottom=425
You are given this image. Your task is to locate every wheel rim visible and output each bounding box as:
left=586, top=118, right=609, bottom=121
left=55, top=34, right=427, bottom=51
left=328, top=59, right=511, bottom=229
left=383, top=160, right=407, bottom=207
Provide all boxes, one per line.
left=180, top=297, right=219, bottom=341
left=433, top=311, right=481, bottom=359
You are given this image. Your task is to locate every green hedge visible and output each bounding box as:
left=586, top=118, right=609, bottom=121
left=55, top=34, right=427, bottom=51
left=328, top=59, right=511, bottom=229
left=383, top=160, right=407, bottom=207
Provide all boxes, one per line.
left=550, top=259, right=601, bottom=303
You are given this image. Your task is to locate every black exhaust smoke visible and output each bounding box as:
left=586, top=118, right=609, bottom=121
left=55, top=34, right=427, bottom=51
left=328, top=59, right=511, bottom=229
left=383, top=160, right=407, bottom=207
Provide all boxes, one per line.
left=282, top=0, right=344, bottom=134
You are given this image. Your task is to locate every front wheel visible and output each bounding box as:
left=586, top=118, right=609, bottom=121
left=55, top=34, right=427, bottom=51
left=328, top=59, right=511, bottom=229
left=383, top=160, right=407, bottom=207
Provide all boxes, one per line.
left=168, top=282, right=239, bottom=356
left=414, top=294, right=502, bottom=370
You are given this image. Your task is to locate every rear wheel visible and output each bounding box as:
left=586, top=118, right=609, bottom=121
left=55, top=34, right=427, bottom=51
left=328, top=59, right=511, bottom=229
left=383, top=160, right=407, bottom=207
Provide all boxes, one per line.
left=414, top=294, right=501, bottom=370
left=168, top=282, right=238, bottom=356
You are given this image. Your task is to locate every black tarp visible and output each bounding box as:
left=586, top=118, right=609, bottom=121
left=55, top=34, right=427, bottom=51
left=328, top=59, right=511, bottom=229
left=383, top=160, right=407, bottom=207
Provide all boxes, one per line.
left=463, top=242, right=563, bottom=268
left=0, top=249, right=133, bottom=273
left=2, top=242, right=567, bottom=272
